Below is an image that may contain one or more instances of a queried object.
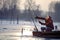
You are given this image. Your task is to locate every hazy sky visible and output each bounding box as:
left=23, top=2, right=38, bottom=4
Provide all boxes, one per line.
left=0, top=0, right=60, bottom=11
left=18, top=0, right=60, bottom=11
left=35, top=0, right=58, bottom=11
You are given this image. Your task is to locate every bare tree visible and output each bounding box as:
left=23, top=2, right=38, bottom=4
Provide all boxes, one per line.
left=49, top=1, right=55, bottom=12
left=49, top=1, right=60, bottom=22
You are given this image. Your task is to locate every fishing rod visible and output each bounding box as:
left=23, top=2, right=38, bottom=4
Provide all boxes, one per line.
left=31, top=10, right=38, bottom=31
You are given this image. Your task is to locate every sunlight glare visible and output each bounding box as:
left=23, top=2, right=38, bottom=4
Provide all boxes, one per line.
left=22, top=25, right=34, bottom=36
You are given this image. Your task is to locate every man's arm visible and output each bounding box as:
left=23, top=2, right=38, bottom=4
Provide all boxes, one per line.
left=35, top=16, right=45, bottom=20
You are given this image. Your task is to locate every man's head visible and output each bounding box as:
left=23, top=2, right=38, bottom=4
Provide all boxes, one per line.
left=46, top=16, right=51, bottom=19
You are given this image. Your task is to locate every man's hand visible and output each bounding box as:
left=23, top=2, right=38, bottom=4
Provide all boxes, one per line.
left=39, top=21, right=42, bottom=24
left=39, top=21, right=46, bottom=25
left=35, top=16, right=39, bottom=19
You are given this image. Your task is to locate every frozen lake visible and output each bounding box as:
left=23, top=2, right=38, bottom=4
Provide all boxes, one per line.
left=0, top=21, right=60, bottom=40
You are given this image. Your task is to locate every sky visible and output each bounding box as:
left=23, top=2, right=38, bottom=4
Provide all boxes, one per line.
left=0, top=0, right=60, bottom=11
left=18, top=0, right=60, bottom=11
left=35, top=0, right=60, bottom=11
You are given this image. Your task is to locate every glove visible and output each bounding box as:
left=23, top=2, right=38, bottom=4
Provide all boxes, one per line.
left=35, top=16, right=39, bottom=19
left=39, top=21, right=42, bottom=24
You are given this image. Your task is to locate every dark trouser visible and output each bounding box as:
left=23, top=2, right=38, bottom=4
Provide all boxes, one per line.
left=41, top=27, right=52, bottom=32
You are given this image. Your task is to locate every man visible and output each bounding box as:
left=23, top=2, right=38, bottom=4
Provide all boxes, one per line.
left=35, top=16, right=54, bottom=32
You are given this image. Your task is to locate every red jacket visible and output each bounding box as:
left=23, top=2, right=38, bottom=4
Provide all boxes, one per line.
left=36, top=17, right=54, bottom=29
